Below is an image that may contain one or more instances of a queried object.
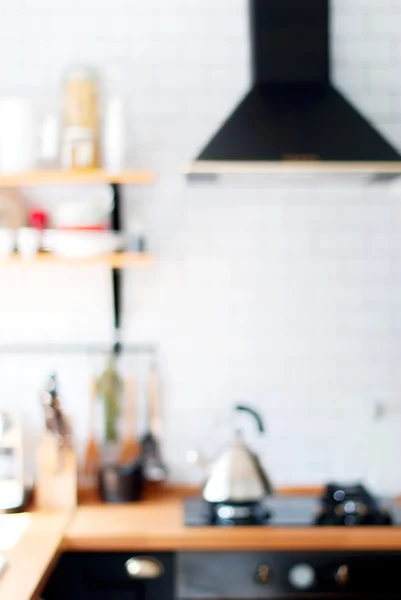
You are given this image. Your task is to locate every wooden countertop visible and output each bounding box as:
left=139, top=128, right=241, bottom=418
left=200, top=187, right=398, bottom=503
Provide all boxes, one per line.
left=0, top=511, right=70, bottom=600
left=64, top=492, right=401, bottom=552
left=5, top=488, right=401, bottom=600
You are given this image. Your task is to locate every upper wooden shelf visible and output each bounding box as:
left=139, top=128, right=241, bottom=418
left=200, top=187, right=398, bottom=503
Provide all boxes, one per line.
left=0, top=169, right=155, bottom=187
left=0, top=252, right=152, bottom=268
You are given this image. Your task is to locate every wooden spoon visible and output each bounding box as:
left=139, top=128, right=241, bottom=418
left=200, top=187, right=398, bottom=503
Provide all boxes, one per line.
left=141, top=362, right=167, bottom=481
left=119, top=376, right=141, bottom=465
left=83, top=377, right=101, bottom=478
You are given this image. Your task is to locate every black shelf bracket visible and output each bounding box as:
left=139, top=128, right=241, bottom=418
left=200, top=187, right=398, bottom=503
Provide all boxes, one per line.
left=111, top=183, right=122, bottom=355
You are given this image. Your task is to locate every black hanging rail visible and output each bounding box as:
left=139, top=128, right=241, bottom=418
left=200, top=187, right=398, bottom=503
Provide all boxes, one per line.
left=0, top=343, right=157, bottom=355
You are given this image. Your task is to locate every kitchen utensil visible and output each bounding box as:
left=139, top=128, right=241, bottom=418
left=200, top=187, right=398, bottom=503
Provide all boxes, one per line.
left=83, top=378, right=101, bottom=478
left=187, top=404, right=273, bottom=505
left=141, top=362, right=167, bottom=482
left=98, top=355, right=122, bottom=444
left=41, top=373, right=71, bottom=444
left=119, top=377, right=141, bottom=465
left=98, top=459, right=143, bottom=504
left=37, top=373, right=77, bottom=510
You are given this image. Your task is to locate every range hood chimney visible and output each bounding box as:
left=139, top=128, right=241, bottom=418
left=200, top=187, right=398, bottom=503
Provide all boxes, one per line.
left=186, top=0, right=401, bottom=176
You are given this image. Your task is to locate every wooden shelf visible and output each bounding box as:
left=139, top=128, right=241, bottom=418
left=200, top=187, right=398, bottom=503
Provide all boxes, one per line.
left=0, top=169, right=155, bottom=187
left=0, top=252, right=152, bottom=268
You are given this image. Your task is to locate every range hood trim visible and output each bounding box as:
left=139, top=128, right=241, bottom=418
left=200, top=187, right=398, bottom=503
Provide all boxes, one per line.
left=185, top=161, right=401, bottom=175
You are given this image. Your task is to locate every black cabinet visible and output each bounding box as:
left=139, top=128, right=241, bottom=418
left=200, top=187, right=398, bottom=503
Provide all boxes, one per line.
left=84, top=592, right=141, bottom=600
left=41, top=553, right=80, bottom=600
left=42, top=552, right=175, bottom=600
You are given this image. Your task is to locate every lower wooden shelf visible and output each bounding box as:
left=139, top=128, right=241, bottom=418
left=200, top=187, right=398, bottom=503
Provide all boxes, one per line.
left=0, top=252, right=152, bottom=268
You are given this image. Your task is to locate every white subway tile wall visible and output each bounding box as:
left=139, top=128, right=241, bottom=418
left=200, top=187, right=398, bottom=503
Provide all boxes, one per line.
left=0, top=0, right=401, bottom=492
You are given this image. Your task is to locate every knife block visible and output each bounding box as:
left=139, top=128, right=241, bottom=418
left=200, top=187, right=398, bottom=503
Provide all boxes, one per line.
left=36, top=431, right=77, bottom=510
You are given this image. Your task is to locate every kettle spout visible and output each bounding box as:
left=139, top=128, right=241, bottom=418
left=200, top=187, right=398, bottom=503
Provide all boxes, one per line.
left=186, top=450, right=210, bottom=472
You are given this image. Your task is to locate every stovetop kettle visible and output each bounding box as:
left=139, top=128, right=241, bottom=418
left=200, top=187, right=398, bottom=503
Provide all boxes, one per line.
left=188, top=405, right=273, bottom=505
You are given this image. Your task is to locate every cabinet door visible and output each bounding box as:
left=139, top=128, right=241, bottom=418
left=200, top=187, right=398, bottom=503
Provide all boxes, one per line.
left=43, top=552, right=174, bottom=600
left=41, top=554, right=81, bottom=600
left=84, top=591, right=142, bottom=600
left=80, top=552, right=174, bottom=600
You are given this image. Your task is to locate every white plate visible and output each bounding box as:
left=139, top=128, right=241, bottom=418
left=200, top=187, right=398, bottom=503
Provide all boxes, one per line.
left=53, top=188, right=113, bottom=229
left=43, top=230, right=124, bottom=258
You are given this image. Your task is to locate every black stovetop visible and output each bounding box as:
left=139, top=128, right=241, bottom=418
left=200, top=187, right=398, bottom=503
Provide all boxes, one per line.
left=184, top=492, right=401, bottom=527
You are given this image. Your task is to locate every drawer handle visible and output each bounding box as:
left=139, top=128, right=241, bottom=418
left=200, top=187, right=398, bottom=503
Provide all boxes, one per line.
left=125, top=557, right=165, bottom=580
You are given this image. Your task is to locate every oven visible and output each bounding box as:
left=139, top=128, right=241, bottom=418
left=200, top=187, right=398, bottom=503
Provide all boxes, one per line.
left=177, top=551, right=401, bottom=599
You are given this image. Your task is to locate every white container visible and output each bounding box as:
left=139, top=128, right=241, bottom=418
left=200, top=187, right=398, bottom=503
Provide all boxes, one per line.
left=39, top=113, right=59, bottom=167
left=17, top=228, right=40, bottom=258
left=61, top=66, right=100, bottom=170
left=0, top=99, right=35, bottom=173
left=0, top=229, right=15, bottom=257
left=44, top=230, right=122, bottom=258
left=53, top=190, right=113, bottom=230
left=103, top=96, right=126, bottom=171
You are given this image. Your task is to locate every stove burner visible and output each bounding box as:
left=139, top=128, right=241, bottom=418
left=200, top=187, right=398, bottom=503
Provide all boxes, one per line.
left=316, top=482, right=393, bottom=526
left=183, top=485, right=399, bottom=528
left=211, top=502, right=271, bottom=526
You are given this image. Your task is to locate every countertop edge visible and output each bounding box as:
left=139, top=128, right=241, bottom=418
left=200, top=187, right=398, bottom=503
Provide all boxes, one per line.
left=62, top=526, right=401, bottom=553
left=1, top=511, right=71, bottom=600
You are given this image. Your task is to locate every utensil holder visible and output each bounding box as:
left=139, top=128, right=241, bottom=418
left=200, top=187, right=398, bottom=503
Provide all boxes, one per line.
left=36, top=431, right=77, bottom=510
left=98, top=458, right=144, bottom=503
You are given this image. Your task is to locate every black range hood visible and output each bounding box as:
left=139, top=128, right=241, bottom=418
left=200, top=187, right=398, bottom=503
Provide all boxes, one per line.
left=186, top=0, right=401, bottom=175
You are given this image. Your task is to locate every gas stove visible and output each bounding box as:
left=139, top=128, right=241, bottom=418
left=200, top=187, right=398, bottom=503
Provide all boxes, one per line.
left=184, top=483, right=401, bottom=527
left=182, top=484, right=401, bottom=598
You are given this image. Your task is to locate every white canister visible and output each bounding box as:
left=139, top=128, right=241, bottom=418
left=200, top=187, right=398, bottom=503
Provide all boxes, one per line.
left=103, top=96, right=126, bottom=171
left=0, top=229, right=15, bottom=257
left=0, top=98, right=35, bottom=173
left=17, top=227, right=40, bottom=258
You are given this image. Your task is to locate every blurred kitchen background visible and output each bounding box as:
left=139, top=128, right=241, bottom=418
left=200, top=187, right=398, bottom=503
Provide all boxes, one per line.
left=0, top=0, right=401, bottom=492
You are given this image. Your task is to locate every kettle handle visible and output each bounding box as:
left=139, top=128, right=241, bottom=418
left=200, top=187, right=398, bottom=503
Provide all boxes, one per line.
left=235, top=405, right=265, bottom=434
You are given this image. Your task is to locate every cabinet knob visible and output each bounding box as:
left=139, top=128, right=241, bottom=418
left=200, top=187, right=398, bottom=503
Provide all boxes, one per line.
left=125, top=556, right=165, bottom=579
left=256, top=564, right=270, bottom=585
left=288, top=564, right=316, bottom=590
left=335, top=565, right=350, bottom=586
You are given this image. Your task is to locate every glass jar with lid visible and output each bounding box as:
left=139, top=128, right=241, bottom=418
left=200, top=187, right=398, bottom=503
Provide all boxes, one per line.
left=61, top=66, right=100, bottom=170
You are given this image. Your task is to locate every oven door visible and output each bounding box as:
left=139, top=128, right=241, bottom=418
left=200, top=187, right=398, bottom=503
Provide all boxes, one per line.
left=177, top=552, right=401, bottom=600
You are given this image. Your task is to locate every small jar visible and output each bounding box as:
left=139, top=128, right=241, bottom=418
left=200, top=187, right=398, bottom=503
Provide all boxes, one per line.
left=61, top=66, right=100, bottom=170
